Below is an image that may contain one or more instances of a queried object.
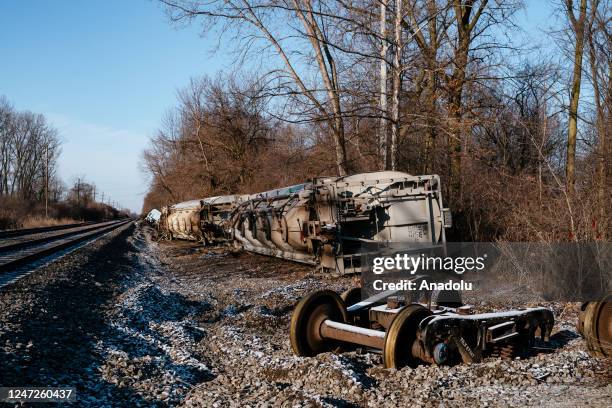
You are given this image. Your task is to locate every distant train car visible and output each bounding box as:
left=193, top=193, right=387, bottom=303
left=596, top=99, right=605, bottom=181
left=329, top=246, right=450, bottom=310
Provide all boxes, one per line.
left=160, top=195, right=245, bottom=243
left=145, top=209, right=161, bottom=225
left=231, top=171, right=451, bottom=274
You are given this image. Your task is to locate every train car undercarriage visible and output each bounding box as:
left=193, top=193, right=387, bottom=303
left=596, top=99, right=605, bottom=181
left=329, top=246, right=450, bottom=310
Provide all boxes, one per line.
left=290, top=289, right=555, bottom=368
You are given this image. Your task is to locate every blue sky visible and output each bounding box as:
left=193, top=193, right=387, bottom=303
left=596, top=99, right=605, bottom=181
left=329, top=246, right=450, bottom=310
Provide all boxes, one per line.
left=0, top=0, right=556, bottom=212
left=0, top=0, right=233, bottom=212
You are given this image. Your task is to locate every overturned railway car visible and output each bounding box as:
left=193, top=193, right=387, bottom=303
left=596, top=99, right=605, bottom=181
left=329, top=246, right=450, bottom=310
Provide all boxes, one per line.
left=159, top=171, right=450, bottom=273
left=232, top=171, right=451, bottom=274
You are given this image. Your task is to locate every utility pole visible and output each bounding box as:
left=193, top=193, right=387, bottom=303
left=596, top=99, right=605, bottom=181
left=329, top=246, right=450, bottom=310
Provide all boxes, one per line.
left=44, top=144, right=49, bottom=218
left=93, top=185, right=96, bottom=202
left=76, top=178, right=81, bottom=207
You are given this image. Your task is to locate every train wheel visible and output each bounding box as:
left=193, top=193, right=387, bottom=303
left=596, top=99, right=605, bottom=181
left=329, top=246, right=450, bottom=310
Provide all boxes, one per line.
left=341, top=287, right=362, bottom=308
left=383, top=304, right=432, bottom=369
left=290, top=290, right=348, bottom=357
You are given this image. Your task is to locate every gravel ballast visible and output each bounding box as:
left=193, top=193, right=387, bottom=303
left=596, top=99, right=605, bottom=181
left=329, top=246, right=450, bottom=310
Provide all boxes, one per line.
left=0, top=223, right=609, bottom=407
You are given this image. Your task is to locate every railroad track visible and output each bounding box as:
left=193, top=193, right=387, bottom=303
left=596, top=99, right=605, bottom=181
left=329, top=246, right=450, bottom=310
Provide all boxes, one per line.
left=0, top=219, right=133, bottom=288
left=0, top=221, right=95, bottom=239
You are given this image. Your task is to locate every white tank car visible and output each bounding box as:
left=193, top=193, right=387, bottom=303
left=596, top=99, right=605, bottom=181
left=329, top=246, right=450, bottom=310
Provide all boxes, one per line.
left=231, top=171, right=451, bottom=274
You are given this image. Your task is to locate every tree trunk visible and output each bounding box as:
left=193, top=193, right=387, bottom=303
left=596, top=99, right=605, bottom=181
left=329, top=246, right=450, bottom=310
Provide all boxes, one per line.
left=390, top=0, right=402, bottom=171
left=448, top=41, right=469, bottom=199
left=423, top=0, right=439, bottom=174
left=379, top=0, right=389, bottom=170
left=565, top=0, right=588, bottom=196
left=423, top=59, right=437, bottom=174
left=333, top=115, right=348, bottom=176
left=447, top=0, right=488, bottom=200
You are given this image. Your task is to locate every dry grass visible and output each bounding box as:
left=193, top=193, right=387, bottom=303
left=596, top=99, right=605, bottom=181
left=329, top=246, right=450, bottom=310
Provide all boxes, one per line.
left=0, top=196, right=123, bottom=231
left=21, top=216, right=79, bottom=229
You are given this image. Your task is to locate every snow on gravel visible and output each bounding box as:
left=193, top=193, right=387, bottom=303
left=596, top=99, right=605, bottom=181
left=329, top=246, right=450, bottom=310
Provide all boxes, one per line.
left=91, top=227, right=217, bottom=405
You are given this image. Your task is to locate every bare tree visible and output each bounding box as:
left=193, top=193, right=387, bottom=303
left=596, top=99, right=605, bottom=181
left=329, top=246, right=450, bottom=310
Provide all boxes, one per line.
left=446, top=0, right=490, bottom=198
left=142, top=75, right=283, bottom=209
left=402, top=0, right=521, bottom=195
left=161, top=0, right=349, bottom=175
left=403, top=0, right=450, bottom=173
left=0, top=97, right=61, bottom=201
left=0, top=96, right=15, bottom=195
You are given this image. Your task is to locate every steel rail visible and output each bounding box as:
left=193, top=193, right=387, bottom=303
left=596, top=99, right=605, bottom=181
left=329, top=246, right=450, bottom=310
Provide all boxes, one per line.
left=0, top=221, right=95, bottom=239
left=0, top=219, right=133, bottom=274
left=0, top=220, right=126, bottom=252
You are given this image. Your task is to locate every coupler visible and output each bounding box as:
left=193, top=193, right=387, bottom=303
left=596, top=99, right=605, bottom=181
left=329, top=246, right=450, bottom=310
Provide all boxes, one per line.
left=290, top=289, right=555, bottom=368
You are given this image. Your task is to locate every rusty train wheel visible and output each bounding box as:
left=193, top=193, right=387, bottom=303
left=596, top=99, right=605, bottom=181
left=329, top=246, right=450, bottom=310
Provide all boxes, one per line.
left=579, top=295, right=611, bottom=358
left=383, top=304, right=432, bottom=369
left=290, top=290, right=348, bottom=357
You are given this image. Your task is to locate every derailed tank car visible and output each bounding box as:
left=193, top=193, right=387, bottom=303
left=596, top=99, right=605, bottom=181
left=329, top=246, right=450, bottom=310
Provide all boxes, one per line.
left=160, top=195, right=245, bottom=243
left=231, top=171, right=451, bottom=274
